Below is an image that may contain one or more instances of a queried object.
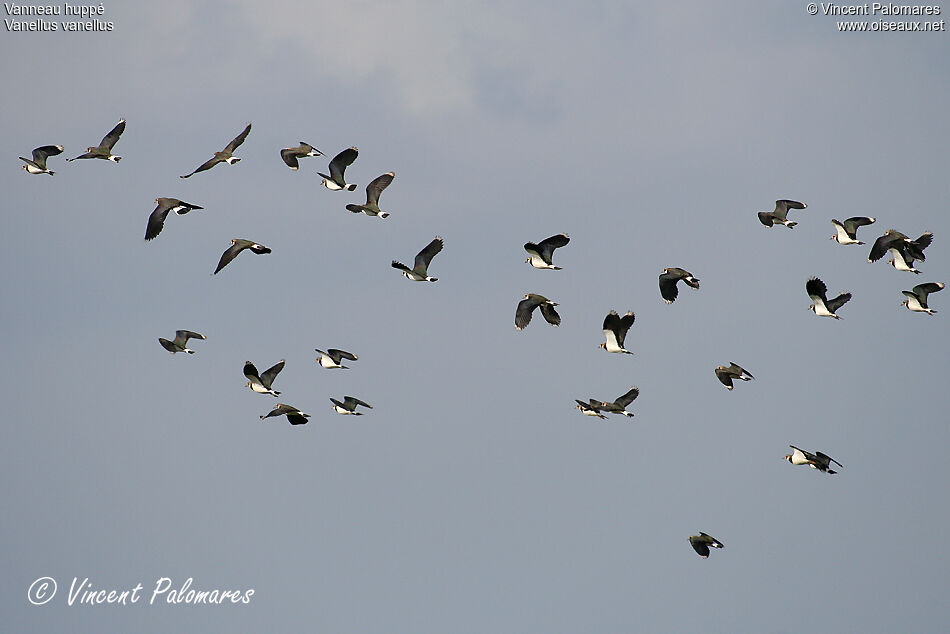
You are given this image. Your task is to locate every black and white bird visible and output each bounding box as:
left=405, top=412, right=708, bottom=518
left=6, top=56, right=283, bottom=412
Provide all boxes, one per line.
left=244, top=359, right=285, bottom=396
left=901, top=282, right=944, bottom=315
left=688, top=533, right=724, bottom=558
left=393, top=236, right=443, bottom=281
left=806, top=277, right=851, bottom=319
left=260, top=403, right=310, bottom=425
left=575, top=399, right=606, bottom=419
left=158, top=330, right=206, bottom=354
left=524, top=233, right=570, bottom=269
left=318, top=147, right=358, bottom=191
left=180, top=123, right=251, bottom=178
left=757, top=199, right=807, bottom=228
left=280, top=142, right=323, bottom=170
left=145, top=198, right=203, bottom=241
left=784, top=445, right=842, bottom=474
left=714, top=363, right=754, bottom=390
left=346, top=172, right=394, bottom=218
left=600, top=310, right=635, bottom=354
left=659, top=268, right=700, bottom=304
left=515, top=293, right=561, bottom=330
left=19, top=145, right=64, bottom=175
left=315, top=348, right=358, bottom=369
left=330, top=396, right=372, bottom=415
left=830, top=216, right=876, bottom=245
left=66, top=119, right=125, bottom=162
left=593, top=386, right=639, bottom=417
left=213, top=239, right=271, bottom=275
left=868, top=230, right=933, bottom=272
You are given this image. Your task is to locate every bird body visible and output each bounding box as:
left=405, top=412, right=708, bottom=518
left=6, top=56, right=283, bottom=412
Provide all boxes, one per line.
left=244, top=359, right=285, bottom=396
left=145, top=198, right=203, bottom=241
left=714, top=362, right=754, bottom=390
left=318, top=147, right=358, bottom=191
left=330, top=396, right=372, bottom=415
left=393, top=236, right=443, bottom=281
left=524, top=233, right=570, bottom=269
left=315, top=348, right=358, bottom=369
left=575, top=399, right=606, bottom=419
left=158, top=330, right=206, bottom=354
left=261, top=403, right=310, bottom=425
left=280, top=142, right=323, bottom=170
left=180, top=123, right=251, bottom=178
left=659, top=268, right=700, bottom=303
left=901, top=282, right=944, bottom=314
left=601, top=310, right=635, bottom=353
left=67, top=119, right=125, bottom=162
left=213, top=239, right=271, bottom=275
left=785, top=445, right=842, bottom=474
left=831, top=216, right=875, bottom=244
left=515, top=293, right=560, bottom=330
left=689, top=532, right=724, bottom=558
left=868, top=230, right=932, bottom=269
left=346, top=172, right=394, bottom=218
left=757, top=199, right=806, bottom=228
left=20, top=144, right=64, bottom=175
left=594, top=386, right=639, bottom=417
left=806, top=277, right=851, bottom=319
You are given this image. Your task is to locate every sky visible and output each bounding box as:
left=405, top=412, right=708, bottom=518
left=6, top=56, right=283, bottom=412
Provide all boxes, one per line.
left=2, top=2, right=949, bottom=632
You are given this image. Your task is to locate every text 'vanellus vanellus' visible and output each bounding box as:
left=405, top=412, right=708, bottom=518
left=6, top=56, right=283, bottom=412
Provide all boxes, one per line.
left=66, top=119, right=125, bottom=162
left=757, top=199, right=806, bottom=228
left=601, top=310, right=635, bottom=354
left=868, top=230, right=933, bottom=273
left=592, top=386, right=640, bottom=417
left=330, top=396, right=372, bottom=415
left=213, top=239, right=271, bottom=275
left=280, top=142, right=323, bottom=170
left=244, top=359, right=285, bottom=396
left=901, top=282, right=944, bottom=315
left=158, top=330, right=206, bottom=354
left=659, top=268, right=700, bottom=304
left=180, top=123, right=251, bottom=178
left=260, top=403, right=310, bottom=425
left=393, top=236, right=443, bottom=281
left=784, top=445, right=842, bottom=474
left=20, top=145, right=64, bottom=175
left=831, top=217, right=876, bottom=245
left=515, top=294, right=560, bottom=330
left=346, top=172, right=395, bottom=218
left=315, top=348, right=358, bottom=369
left=145, top=198, right=203, bottom=241
left=714, top=363, right=754, bottom=390
left=524, top=233, right=570, bottom=270
left=318, top=147, right=358, bottom=191
left=688, top=533, right=724, bottom=558
left=806, top=277, right=851, bottom=319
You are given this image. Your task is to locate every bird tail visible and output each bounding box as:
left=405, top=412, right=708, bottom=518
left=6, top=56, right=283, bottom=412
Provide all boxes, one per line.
left=346, top=184, right=357, bottom=191
left=113, top=157, right=122, bottom=163
left=378, top=212, right=390, bottom=219
left=47, top=170, right=55, bottom=176
left=786, top=221, right=797, bottom=228
left=428, top=277, right=438, bottom=282
left=345, top=204, right=363, bottom=214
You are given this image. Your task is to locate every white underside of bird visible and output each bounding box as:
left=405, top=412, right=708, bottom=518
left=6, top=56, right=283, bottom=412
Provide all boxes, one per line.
left=317, top=355, right=345, bottom=368
left=526, top=253, right=558, bottom=269
left=333, top=405, right=359, bottom=415
left=23, top=164, right=48, bottom=174
left=602, top=333, right=629, bottom=354
left=248, top=382, right=278, bottom=396
left=832, top=224, right=860, bottom=244
left=888, top=248, right=920, bottom=273
left=809, top=300, right=838, bottom=318
left=788, top=448, right=811, bottom=465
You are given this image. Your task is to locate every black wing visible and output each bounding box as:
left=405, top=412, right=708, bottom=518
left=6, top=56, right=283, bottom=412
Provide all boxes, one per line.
left=32, top=145, right=63, bottom=164
left=613, top=386, right=639, bottom=408
left=365, top=172, right=394, bottom=206
left=224, top=123, right=252, bottom=153
left=99, top=119, right=126, bottom=151
left=180, top=155, right=223, bottom=178
left=515, top=297, right=539, bottom=330
left=659, top=273, right=680, bottom=303
left=280, top=148, right=301, bottom=169
left=329, top=147, right=358, bottom=182
left=414, top=237, right=444, bottom=270
left=826, top=292, right=852, bottom=313
left=214, top=241, right=247, bottom=274
left=539, top=302, right=561, bottom=327
left=328, top=349, right=358, bottom=363
left=243, top=361, right=261, bottom=381
left=260, top=360, right=285, bottom=388
left=715, top=367, right=733, bottom=389
left=805, top=277, right=828, bottom=302
left=144, top=201, right=172, bottom=241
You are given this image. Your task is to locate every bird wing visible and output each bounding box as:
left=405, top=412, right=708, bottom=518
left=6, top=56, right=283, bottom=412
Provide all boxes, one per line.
left=280, top=148, right=300, bottom=169
left=99, top=119, right=126, bottom=151
left=32, top=145, right=63, bottom=166
left=365, top=172, right=394, bottom=206
left=537, top=233, right=570, bottom=261
left=328, top=349, right=358, bottom=362
left=329, top=147, right=358, bottom=182
left=730, top=363, right=753, bottom=379
left=414, top=236, right=444, bottom=271
left=868, top=232, right=901, bottom=262
left=260, top=360, right=285, bottom=388
left=816, top=451, right=843, bottom=468
left=844, top=216, right=875, bottom=233
left=243, top=361, right=261, bottom=382
left=659, top=273, right=680, bottom=303
left=614, top=386, right=639, bottom=408
left=158, top=338, right=177, bottom=352
left=145, top=202, right=172, bottom=241
left=180, top=155, right=223, bottom=178
left=344, top=396, right=372, bottom=409
left=914, top=282, right=945, bottom=299
left=391, top=260, right=412, bottom=274
left=515, top=297, right=539, bottom=330
left=539, top=302, right=561, bottom=327
left=805, top=277, right=829, bottom=302
left=224, top=123, right=252, bottom=153
left=602, top=311, right=621, bottom=346
left=689, top=538, right=710, bottom=558
left=907, top=232, right=933, bottom=261
left=715, top=367, right=733, bottom=388
left=616, top=311, right=635, bottom=345
left=175, top=330, right=205, bottom=344
left=214, top=241, right=247, bottom=274
left=757, top=211, right=775, bottom=227
left=286, top=413, right=309, bottom=425
left=774, top=199, right=806, bottom=220
left=826, top=292, right=852, bottom=313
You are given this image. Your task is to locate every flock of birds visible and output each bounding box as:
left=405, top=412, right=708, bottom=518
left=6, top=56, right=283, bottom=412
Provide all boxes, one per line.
left=19, top=121, right=944, bottom=559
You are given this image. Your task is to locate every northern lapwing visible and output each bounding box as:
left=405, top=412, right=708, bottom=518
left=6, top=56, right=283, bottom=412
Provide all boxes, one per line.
left=806, top=277, right=851, bottom=319
left=158, top=330, right=206, bottom=354
left=213, top=239, right=271, bottom=275
left=515, top=293, right=560, bottom=330
left=145, top=198, right=203, bottom=241
left=244, top=359, right=285, bottom=396
left=330, top=396, right=372, bottom=415
left=901, top=282, right=944, bottom=315
left=315, top=348, right=358, bottom=369
left=280, top=142, right=323, bottom=170
left=714, top=363, right=754, bottom=390
left=594, top=386, right=639, bottom=417
left=180, top=123, right=251, bottom=178
left=784, top=445, right=842, bottom=474
left=688, top=533, right=724, bottom=558
left=600, top=310, right=635, bottom=354
left=575, top=399, right=606, bottom=419
left=393, top=236, right=443, bottom=281
left=524, top=233, right=570, bottom=269
left=757, top=199, right=806, bottom=228
left=346, top=172, right=394, bottom=218
left=19, top=145, right=64, bottom=175
left=659, top=268, right=700, bottom=304
left=318, top=147, right=358, bottom=191
left=260, top=403, right=310, bottom=425
left=830, top=216, right=876, bottom=245
left=868, top=230, right=932, bottom=268
left=66, top=119, right=125, bottom=162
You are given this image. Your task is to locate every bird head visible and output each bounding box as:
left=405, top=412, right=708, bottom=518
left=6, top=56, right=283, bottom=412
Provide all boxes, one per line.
left=783, top=454, right=792, bottom=463
left=599, top=343, right=606, bottom=350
